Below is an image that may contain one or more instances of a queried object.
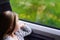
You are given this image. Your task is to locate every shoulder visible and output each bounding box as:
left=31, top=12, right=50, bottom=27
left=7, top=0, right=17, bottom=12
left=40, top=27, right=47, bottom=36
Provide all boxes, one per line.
left=3, top=35, right=13, bottom=40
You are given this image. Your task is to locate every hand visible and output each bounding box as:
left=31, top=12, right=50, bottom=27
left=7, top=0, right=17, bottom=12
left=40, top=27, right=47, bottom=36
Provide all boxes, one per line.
left=17, top=20, right=25, bottom=28
left=19, top=23, right=25, bottom=28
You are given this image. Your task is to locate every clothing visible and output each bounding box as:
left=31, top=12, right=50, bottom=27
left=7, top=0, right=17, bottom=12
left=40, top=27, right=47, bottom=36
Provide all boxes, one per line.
left=3, top=23, right=32, bottom=40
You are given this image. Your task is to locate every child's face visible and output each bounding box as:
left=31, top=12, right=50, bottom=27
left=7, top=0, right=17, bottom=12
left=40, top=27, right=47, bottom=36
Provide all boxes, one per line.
left=13, top=14, right=20, bottom=32
left=13, top=13, right=25, bottom=33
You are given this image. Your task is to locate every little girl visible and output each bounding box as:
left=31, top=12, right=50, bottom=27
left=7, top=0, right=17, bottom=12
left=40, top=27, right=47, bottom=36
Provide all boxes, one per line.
left=0, top=11, right=32, bottom=40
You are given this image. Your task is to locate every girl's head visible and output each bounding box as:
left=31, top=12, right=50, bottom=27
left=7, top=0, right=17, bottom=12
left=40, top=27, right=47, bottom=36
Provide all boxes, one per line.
left=0, top=11, right=19, bottom=39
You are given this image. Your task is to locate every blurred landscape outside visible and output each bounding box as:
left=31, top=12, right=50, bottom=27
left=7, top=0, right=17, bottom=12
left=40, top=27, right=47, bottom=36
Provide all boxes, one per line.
left=10, top=0, right=60, bottom=29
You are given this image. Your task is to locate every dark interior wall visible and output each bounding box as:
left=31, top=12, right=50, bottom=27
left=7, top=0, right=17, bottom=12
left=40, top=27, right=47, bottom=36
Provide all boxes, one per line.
left=0, top=0, right=12, bottom=13
left=0, top=0, right=9, bottom=4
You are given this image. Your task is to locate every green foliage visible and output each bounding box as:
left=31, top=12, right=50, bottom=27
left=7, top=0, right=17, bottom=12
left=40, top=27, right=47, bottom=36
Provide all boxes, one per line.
left=10, top=0, right=60, bottom=29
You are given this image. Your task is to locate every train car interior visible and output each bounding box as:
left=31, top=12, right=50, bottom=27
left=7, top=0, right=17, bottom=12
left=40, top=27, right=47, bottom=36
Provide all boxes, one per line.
left=0, top=0, right=60, bottom=40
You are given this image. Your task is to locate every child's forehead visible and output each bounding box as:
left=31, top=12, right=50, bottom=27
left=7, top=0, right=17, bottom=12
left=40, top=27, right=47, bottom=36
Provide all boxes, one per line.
left=15, top=14, right=19, bottom=21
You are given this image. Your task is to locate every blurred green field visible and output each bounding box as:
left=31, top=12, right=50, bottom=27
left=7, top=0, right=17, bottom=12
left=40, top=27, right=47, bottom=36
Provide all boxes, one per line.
left=10, top=0, right=60, bottom=29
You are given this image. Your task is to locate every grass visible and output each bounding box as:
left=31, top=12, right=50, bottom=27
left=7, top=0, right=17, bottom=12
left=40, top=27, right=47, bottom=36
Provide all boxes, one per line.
left=10, top=0, right=60, bottom=29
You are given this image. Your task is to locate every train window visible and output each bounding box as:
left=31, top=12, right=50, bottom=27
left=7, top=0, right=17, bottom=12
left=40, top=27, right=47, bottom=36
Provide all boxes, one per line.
left=10, top=0, right=60, bottom=29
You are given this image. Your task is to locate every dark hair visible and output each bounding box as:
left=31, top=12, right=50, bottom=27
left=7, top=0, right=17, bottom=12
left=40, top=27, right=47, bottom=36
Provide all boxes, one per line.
left=0, top=11, right=16, bottom=40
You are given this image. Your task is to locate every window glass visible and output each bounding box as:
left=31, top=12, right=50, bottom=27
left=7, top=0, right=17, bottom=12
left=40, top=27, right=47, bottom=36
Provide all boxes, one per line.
left=10, top=0, right=60, bottom=29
